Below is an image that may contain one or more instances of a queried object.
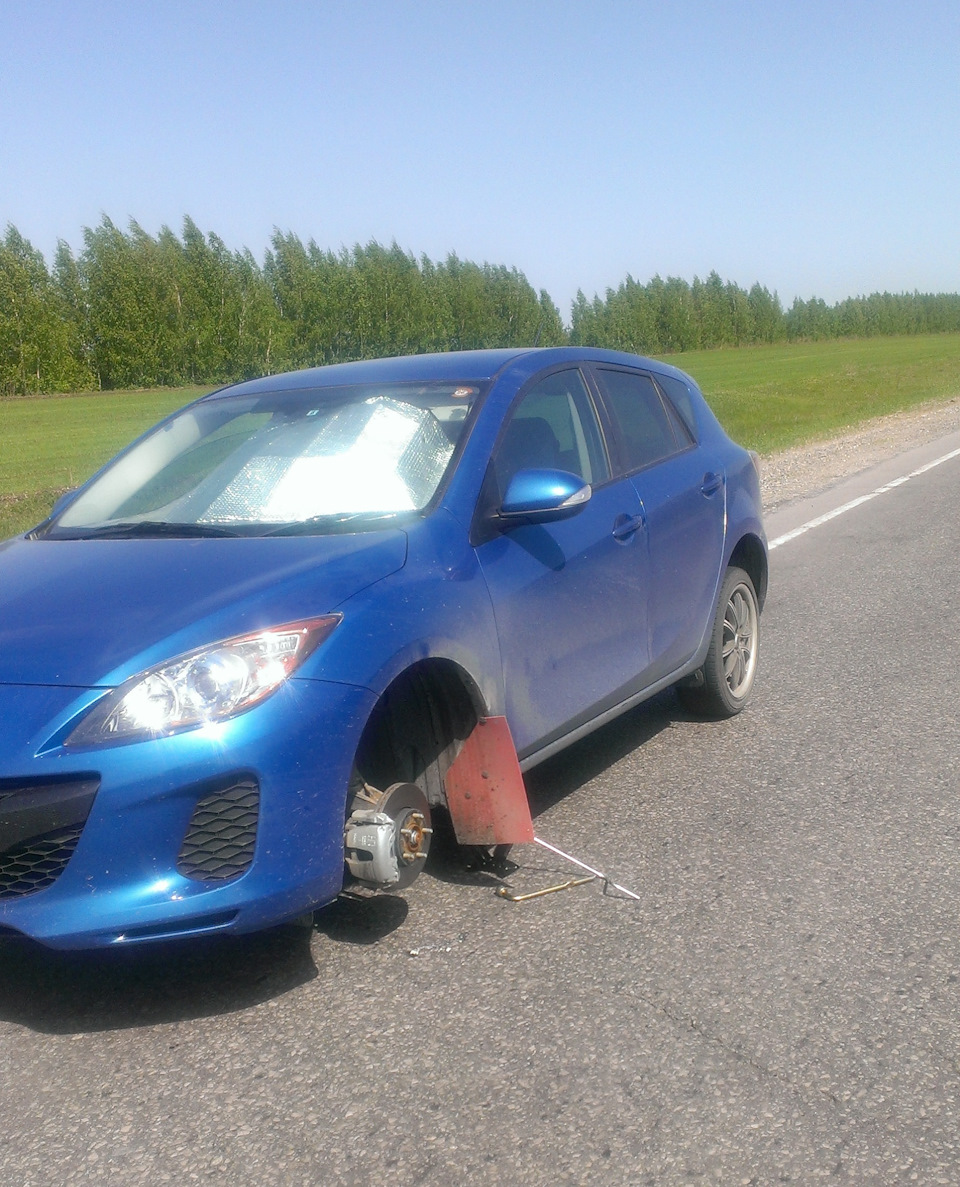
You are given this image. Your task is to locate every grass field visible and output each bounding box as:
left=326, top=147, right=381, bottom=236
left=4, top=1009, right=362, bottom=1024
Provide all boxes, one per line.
left=2, top=333, right=960, bottom=539
left=671, top=333, right=960, bottom=453
left=0, top=387, right=208, bottom=539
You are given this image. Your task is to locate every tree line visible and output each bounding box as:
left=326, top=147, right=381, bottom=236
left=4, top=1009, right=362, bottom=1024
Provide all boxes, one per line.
left=569, top=274, right=960, bottom=354
left=3, top=216, right=960, bottom=396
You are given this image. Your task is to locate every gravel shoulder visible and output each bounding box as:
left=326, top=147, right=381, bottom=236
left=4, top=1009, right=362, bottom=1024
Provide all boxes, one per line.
left=759, top=395, right=960, bottom=512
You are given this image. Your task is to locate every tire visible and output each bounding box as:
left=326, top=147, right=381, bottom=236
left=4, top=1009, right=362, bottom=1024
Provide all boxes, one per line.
left=677, top=566, right=760, bottom=718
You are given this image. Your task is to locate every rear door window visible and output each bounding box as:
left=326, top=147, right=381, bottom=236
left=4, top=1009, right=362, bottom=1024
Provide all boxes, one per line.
left=595, top=368, right=687, bottom=475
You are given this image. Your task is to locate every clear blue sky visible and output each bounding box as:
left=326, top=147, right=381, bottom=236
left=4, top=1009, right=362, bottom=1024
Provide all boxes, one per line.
left=2, top=0, right=958, bottom=319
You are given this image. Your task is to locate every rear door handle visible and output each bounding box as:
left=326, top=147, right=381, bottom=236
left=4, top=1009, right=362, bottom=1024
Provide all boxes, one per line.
left=700, top=471, right=723, bottom=496
left=612, top=513, right=645, bottom=541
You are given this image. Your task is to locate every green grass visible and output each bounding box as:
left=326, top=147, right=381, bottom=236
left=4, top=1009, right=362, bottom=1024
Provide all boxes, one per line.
left=664, top=333, right=960, bottom=453
left=0, top=387, right=209, bottom=539
left=2, top=333, right=960, bottom=538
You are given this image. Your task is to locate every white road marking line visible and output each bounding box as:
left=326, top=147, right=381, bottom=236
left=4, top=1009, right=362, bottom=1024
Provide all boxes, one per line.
left=768, top=446, right=960, bottom=551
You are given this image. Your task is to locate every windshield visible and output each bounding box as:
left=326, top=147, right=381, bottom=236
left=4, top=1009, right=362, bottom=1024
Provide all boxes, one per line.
left=45, top=381, right=483, bottom=538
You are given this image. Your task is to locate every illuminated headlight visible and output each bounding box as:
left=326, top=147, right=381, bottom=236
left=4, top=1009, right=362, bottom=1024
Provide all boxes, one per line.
left=66, top=615, right=341, bottom=746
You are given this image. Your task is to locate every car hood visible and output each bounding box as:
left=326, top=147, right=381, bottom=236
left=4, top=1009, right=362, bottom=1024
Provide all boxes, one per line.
left=0, top=531, right=407, bottom=687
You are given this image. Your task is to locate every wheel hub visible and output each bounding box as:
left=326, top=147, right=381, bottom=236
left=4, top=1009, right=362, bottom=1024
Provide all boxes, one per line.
left=723, top=586, right=757, bottom=696
left=398, top=810, right=429, bottom=864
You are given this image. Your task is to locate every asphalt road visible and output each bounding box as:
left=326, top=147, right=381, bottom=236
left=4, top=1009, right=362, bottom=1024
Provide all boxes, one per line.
left=2, top=435, right=960, bottom=1186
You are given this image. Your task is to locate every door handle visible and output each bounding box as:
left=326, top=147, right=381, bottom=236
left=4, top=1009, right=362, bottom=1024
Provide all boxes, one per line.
left=700, top=472, right=723, bottom=496
left=612, top=513, right=644, bottom=541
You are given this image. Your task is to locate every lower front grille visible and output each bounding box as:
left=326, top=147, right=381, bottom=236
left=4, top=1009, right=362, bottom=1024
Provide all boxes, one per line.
left=177, top=778, right=259, bottom=882
left=0, top=825, right=84, bottom=898
left=0, top=777, right=99, bottom=900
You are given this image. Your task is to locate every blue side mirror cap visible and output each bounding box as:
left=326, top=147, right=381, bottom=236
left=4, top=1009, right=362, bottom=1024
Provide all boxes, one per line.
left=499, top=468, right=592, bottom=523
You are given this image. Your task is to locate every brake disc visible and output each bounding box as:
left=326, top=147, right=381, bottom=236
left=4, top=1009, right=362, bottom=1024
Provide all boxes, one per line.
left=344, top=782, right=433, bottom=890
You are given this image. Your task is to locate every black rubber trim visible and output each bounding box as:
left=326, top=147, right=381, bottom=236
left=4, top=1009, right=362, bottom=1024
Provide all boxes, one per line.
left=0, top=778, right=99, bottom=853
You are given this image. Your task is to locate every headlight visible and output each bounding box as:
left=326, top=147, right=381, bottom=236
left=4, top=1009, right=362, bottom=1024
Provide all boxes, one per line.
left=66, top=615, right=341, bottom=746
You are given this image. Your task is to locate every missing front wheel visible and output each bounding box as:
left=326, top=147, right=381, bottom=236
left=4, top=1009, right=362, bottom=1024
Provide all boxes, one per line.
left=344, top=782, right=433, bottom=890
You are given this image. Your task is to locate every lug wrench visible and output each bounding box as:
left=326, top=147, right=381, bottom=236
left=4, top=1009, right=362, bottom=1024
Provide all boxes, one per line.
left=496, top=874, right=598, bottom=902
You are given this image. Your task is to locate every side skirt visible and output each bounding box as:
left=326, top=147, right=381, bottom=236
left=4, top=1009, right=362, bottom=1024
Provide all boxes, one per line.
left=517, top=656, right=705, bottom=774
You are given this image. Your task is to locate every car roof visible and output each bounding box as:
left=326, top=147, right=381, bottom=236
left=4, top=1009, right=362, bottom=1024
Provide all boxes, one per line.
left=205, top=346, right=695, bottom=400
left=210, top=349, right=535, bottom=397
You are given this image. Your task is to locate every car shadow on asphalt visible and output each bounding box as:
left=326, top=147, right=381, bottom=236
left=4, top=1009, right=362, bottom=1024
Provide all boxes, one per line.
left=0, top=895, right=412, bottom=1035
left=0, top=924, right=319, bottom=1034
left=311, top=888, right=409, bottom=943
left=524, top=688, right=682, bottom=817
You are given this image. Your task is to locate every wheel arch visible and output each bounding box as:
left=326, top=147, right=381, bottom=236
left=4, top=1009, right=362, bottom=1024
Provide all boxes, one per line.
left=352, top=658, right=488, bottom=809
left=728, top=533, right=768, bottom=611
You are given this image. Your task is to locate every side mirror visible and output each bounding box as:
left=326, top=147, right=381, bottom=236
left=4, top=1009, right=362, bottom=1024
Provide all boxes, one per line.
left=499, top=468, right=592, bottom=524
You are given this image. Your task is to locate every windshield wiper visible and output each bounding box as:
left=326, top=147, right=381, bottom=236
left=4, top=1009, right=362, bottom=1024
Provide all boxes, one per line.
left=263, top=511, right=406, bottom=537
left=54, top=520, right=244, bottom=540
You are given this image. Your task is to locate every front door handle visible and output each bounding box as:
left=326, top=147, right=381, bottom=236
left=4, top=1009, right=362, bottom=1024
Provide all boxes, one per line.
left=612, top=513, right=644, bottom=541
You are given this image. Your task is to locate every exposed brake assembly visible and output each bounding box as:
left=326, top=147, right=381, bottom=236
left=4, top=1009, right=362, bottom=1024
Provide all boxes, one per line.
left=344, top=782, right=433, bottom=890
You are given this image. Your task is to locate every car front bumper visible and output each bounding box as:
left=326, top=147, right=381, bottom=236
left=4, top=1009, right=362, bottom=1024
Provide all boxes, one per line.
left=0, top=678, right=376, bottom=949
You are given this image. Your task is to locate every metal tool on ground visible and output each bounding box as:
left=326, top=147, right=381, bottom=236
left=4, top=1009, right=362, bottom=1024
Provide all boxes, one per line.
left=533, top=836, right=643, bottom=901
left=496, top=874, right=597, bottom=903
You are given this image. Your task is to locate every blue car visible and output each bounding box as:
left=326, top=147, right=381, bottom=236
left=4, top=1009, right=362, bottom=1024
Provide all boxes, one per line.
left=0, top=348, right=766, bottom=949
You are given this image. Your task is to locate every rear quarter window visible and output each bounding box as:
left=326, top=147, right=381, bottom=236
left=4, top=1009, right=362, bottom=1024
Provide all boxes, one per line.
left=653, top=372, right=698, bottom=438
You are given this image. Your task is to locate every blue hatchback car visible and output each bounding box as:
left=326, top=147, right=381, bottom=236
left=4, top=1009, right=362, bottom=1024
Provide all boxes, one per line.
left=0, top=348, right=766, bottom=949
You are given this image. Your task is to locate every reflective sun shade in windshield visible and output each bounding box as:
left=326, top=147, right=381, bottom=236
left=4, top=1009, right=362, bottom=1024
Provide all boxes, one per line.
left=50, top=382, right=480, bottom=537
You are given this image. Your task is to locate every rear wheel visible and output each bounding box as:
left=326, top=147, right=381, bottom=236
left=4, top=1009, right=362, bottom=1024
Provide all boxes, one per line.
left=678, top=566, right=759, bottom=718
